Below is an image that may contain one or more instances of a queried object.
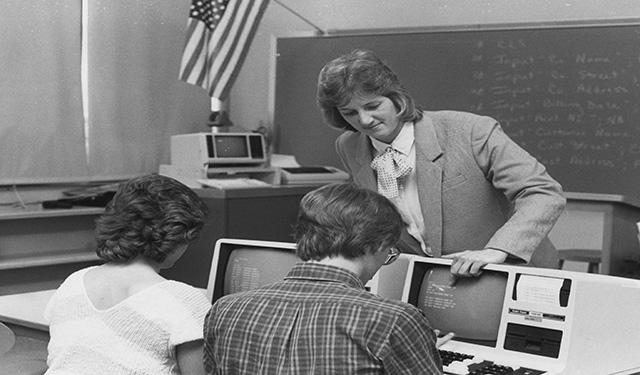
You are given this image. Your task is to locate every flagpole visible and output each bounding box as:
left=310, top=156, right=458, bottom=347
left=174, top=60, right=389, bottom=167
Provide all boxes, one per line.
left=272, top=0, right=326, bottom=35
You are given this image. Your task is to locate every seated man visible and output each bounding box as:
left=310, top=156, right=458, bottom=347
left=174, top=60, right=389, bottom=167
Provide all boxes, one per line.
left=204, top=183, right=443, bottom=374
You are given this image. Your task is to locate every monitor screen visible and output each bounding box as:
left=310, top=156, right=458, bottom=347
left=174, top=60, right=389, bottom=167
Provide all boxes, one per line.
left=408, top=263, right=508, bottom=347
left=208, top=240, right=300, bottom=302
left=223, top=247, right=300, bottom=295
left=214, top=135, right=248, bottom=158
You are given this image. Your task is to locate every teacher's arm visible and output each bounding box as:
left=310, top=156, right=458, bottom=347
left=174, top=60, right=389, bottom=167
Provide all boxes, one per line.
left=471, top=117, right=566, bottom=264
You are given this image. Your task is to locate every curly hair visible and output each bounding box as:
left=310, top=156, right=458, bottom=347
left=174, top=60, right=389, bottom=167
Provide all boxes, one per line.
left=95, top=174, right=208, bottom=263
left=293, top=183, right=405, bottom=261
left=316, top=49, right=423, bottom=132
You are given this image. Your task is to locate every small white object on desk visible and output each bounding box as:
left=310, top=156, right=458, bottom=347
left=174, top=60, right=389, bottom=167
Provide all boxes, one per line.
left=271, top=154, right=350, bottom=185
left=279, top=166, right=350, bottom=185
left=270, top=154, right=301, bottom=168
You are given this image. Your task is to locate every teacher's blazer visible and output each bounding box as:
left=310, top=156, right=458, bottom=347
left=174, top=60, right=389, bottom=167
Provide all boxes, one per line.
left=335, top=110, right=566, bottom=268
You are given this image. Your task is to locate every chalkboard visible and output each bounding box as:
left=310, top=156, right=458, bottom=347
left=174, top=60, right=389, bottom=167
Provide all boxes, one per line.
left=273, top=22, right=640, bottom=200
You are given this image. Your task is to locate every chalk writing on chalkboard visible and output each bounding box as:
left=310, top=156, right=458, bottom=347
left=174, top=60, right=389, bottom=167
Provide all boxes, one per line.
left=463, top=35, right=640, bottom=175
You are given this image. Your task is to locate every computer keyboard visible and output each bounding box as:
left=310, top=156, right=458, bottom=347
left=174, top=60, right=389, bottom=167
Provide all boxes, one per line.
left=439, top=350, right=546, bottom=375
left=197, top=178, right=270, bottom=189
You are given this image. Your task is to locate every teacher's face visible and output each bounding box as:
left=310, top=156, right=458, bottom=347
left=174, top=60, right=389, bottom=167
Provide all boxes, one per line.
left=337, top=95, right=402, bottom=144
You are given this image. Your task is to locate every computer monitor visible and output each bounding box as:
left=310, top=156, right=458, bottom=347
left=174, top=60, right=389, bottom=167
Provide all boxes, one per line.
left=404, top=258, right=509, bottom=347
left=170, top=132, right=267, bottom=167
left=401, top=257, right=640, bottom=374
left=206, top=238, right=300, bottom=302
left=206, top=238, right=415, bottom=303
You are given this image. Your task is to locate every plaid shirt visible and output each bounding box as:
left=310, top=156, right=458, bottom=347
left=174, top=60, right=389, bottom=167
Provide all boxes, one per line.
left=204, top=262, right=443, bottom=374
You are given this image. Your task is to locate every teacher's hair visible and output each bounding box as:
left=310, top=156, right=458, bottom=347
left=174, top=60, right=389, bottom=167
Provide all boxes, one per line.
left=316, top=48, right=423, bottom=131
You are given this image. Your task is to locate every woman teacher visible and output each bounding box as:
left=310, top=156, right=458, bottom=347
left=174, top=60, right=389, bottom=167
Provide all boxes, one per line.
left=316, top=49, right=566, bottom=277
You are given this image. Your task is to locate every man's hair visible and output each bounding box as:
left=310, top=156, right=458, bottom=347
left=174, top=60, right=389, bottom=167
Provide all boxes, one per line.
left=95, top=174, right=208, bottom=263
left=316, top=48, right=423, bottom=131
left=294, top=183, right=405, bottom=261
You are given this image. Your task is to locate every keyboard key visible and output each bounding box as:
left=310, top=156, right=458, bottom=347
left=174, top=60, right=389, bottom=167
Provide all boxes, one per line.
left=439, top=349, right=474, bottom=365
left=468, top=363, right=514, bottom=374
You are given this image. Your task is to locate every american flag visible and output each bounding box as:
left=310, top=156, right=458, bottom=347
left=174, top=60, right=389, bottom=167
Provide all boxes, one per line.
left=179, top=0, right=270, bottom=100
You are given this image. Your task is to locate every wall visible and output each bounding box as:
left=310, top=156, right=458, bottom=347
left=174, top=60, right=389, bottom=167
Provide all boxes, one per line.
left=228, top=0, right=640, bottom=149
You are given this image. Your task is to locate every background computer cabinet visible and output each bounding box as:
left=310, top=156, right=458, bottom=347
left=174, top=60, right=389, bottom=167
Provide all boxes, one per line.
left=161, top=185, right=316, bottom=288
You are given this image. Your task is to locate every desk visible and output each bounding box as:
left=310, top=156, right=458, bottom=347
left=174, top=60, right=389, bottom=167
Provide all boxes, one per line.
left=0, top=290, right=52, bottom=332
left=549, top=192, right=640, bottom=278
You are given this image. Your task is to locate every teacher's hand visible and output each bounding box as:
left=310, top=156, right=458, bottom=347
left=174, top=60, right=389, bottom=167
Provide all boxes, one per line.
left=442, top=248, right=508, bottom=279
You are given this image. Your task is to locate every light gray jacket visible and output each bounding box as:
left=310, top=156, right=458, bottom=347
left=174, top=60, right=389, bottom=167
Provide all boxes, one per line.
left=336, top=110, right=566, bottom=268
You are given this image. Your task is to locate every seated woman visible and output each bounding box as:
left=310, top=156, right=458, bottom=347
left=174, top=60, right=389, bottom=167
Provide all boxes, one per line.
left=44, top=174, right=210, bottom=375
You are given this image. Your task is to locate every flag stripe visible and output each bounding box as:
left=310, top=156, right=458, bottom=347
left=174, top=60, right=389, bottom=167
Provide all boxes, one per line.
left=207, top=0, right=254, bottom=97
left=204, top=0, right=244, bottom=89
left=178, top=0, right=269, bottom=100
left=180, top=20, right=208, bottom=84
left=214, top=0, right=269, bottom=99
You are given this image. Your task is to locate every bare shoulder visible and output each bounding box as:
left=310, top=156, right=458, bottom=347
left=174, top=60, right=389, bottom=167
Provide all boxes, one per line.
left=84, top=263, right=165, bottom=309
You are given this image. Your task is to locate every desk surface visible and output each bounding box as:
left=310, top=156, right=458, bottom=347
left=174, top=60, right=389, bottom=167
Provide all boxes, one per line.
left=0, top=205, right=103, bottom=220
left=193, top=184, right=317, bottom=199
left=0, top=290, right=53, bottom=332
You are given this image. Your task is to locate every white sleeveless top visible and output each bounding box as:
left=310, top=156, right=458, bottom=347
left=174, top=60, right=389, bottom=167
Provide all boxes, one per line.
left=44, top=267, right=210, bottom=375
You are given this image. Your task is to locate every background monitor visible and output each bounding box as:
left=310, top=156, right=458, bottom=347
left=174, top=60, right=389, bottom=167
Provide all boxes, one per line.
left=406, top=261, right=508, bottom=347
left=207, top=239, right=300, bottom=302
left=210, top=133, right=266, bottom=163
left=214, top=135, right=248, bottom=158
